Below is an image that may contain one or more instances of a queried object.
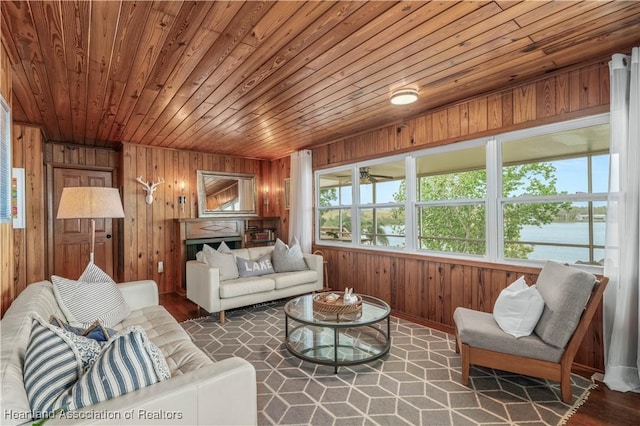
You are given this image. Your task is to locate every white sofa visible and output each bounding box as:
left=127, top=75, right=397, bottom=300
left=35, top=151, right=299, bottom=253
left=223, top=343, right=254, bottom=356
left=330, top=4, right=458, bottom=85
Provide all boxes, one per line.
left=187, top=246, right=323, bottom=323
left=0, top=279, right=257, bottom=425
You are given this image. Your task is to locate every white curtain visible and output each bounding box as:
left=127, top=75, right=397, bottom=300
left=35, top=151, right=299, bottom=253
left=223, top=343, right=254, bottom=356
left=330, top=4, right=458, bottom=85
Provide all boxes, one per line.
left=603, top=47, right=640, bottom=393
left=289, top=150, right=313, bottom=253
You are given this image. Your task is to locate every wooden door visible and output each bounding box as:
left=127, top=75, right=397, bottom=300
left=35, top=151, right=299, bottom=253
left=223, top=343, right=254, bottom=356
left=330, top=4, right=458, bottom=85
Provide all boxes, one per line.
left=53, top=168, right=116, bottom=279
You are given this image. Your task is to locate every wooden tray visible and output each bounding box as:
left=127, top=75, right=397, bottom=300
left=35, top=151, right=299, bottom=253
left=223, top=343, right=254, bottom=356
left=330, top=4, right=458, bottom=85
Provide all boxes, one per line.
left=313, top=291, right=362, bottom=314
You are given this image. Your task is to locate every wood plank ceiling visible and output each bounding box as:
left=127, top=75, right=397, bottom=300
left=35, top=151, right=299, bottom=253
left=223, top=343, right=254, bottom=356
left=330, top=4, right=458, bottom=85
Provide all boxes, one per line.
left=2, top=1, right=639, bottom=160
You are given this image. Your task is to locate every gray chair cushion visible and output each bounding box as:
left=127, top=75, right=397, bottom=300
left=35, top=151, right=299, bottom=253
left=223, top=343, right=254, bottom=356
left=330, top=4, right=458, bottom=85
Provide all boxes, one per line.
left=534, top=261, right=596, bottom=348
left=454, top=307, right=564, bottom=363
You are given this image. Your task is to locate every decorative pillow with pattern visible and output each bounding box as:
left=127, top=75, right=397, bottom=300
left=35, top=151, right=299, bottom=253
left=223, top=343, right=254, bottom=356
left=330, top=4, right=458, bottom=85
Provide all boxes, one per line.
left=50, top=315, right=115, bottom=343
left=52, top=263, right=130, bottom=328
left=272, top=238, right=309, bottom=273
left=236, top=253, right=274, bottom=277
left=23, top=314, right=101, bottom=418
left=56, top=326, right=171, bottom=412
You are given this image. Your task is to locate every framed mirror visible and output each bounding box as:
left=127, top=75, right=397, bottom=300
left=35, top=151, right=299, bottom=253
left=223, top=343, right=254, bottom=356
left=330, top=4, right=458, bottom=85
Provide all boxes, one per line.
left=196, top=170, right=257, bottom=217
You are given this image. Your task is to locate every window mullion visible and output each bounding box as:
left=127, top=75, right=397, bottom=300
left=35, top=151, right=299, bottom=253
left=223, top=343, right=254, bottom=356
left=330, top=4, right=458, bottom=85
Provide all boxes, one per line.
left=486, top=137, right=499, bottom=262
left=405, top=156, right=416, bottom=251
left=352, top=165, right=360, bottom=247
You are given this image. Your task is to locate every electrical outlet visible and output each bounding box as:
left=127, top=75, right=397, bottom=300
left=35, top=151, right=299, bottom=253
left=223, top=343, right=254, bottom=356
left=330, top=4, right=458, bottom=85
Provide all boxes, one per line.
left=158, top=261, right=164, bottom=273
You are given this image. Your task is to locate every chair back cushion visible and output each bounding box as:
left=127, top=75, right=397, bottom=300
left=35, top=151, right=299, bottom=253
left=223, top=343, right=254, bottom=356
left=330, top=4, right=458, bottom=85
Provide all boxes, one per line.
left=534, top=261, right=596, bottom=348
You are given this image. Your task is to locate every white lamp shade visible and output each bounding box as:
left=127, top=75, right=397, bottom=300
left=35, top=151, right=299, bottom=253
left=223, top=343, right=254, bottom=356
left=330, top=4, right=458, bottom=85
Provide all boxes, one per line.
left=57, top=187, right=125, bottom=219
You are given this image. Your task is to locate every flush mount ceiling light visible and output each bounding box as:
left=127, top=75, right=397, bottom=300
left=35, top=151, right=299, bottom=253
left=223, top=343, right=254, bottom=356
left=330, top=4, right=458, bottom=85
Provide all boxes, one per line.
left=390, top=88, right=418, bottom=105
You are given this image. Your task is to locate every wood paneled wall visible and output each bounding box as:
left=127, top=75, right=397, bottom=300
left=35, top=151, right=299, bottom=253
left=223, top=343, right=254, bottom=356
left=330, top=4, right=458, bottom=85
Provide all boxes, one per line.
left=13, top=126, right=45, bottom=297
left=311, top=60, right=611, bottom=372
left=264, top=155, right=291, bottom=245
left=313, top=60, right=609, bottom=168
left=2, top=137, right=286, bottom=315
left=120, top=143, right=280, bottom=294
left=0, top=52, right=45, bottom=318
left=1, top=39, right=47, bottom=316
left=316, top=247, right=605, bottom=372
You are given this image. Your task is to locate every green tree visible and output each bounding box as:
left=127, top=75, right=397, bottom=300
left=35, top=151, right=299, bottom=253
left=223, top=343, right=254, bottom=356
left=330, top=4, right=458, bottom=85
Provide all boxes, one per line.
left=319, top=187, right=338, bottom=207
left=393, top=163, right=566, bottom=257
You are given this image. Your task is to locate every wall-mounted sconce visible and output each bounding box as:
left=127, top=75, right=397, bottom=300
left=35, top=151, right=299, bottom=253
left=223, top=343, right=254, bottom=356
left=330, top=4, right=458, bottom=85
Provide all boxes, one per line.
left=136, top=176, right=165, bottom=204
left=178, top=180, right=187, bottom=212
left=262, top=186, right=269, bottom=215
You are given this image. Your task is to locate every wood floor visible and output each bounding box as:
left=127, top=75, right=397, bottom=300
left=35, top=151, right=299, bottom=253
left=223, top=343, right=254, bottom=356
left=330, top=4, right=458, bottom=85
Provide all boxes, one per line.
left=159, top=292, right=640, bottom=426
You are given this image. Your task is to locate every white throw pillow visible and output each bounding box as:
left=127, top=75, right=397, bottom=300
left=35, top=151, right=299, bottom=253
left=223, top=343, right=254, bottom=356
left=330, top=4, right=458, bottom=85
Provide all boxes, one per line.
left=493, top=276, right=545, bottom=338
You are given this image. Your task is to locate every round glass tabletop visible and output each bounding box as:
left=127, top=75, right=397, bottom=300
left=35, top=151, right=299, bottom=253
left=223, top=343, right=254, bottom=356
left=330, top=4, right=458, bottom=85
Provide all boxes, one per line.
left=284, top=293, right=391, bottom=327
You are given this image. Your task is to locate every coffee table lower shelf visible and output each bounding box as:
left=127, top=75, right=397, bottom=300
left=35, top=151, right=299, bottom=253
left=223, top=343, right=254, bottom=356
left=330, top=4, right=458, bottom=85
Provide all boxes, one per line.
left=285, top=323, right=390, bottom=373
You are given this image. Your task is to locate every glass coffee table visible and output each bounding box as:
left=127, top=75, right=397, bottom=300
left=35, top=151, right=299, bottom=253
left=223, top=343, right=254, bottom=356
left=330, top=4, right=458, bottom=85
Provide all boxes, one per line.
left=284, top=293, right=391, bottom=373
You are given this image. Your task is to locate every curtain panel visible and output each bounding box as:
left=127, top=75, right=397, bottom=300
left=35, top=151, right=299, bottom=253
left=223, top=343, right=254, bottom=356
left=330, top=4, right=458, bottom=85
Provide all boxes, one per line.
left=289, top=150, right=313, bottom=253
left=603, top=47, right=640, bottom=393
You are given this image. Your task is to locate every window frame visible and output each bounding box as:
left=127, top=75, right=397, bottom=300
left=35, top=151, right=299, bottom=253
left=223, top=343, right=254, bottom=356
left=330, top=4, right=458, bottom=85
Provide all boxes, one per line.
left=0, top=94, right=11, bottom=224
left=314, top=113, right=610, bottom=272
left=414, top=138, right=489, bottom=258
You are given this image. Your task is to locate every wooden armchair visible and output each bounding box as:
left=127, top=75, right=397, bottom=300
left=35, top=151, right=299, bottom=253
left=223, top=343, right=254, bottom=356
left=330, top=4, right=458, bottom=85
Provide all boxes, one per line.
left=454, top=261, right=609, bottom=403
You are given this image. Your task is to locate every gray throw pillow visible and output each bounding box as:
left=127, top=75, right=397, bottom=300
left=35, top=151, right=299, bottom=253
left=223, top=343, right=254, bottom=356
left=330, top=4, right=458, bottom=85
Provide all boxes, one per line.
left=534, top=261, right=596, bottom=348
left=272, top=238, right=308, bottom=273
left=203, top=250, right=239, bottom=281
left=236, top=254, right=274, bottom=277
left=203, top=241, right=232, bottom=255
left=216, top=241, right=233, bottom=254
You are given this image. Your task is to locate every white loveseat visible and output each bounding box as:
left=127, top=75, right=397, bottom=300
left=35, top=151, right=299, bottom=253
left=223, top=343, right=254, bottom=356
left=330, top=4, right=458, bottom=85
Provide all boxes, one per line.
left=0, top=279, right=257, bottom=425
left=186, top=246, right=323, bottom=323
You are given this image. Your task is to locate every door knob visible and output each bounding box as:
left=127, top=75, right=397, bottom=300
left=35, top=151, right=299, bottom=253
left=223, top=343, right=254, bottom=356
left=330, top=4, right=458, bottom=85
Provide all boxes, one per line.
left=106, top=234, right=112, bottom=239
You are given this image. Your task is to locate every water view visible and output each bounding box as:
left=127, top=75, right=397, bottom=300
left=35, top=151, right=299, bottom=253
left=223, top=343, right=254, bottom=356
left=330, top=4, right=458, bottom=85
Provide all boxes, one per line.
left=518, top=222, right=606, bottom=264
left=370, top=222, right=606, bottom=265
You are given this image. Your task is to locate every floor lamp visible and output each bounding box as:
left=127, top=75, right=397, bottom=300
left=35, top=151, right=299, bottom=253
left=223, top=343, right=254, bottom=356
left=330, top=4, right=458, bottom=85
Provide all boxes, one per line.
left=56, top=187, right=125, bottom=264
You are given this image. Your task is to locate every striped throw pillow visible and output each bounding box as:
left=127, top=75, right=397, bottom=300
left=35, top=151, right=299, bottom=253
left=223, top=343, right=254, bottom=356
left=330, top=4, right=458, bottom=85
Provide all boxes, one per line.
left=58, top=326, right=171, bottom=411
left=52, top=263, right=130, bottom=328
left=23, top=315, right=84, bottom=419
left=78, top=261, right=115, bottom=284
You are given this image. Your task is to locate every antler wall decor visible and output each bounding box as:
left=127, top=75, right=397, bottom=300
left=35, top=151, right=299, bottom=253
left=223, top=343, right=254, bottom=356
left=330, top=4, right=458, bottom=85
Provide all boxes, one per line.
left=136, top=176, right=165, bottom=204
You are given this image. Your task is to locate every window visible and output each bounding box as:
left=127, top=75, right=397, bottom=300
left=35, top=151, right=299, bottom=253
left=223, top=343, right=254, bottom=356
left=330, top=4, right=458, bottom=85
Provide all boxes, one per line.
left=318, top=169, right=353, bottom=243
left=358, top=161, right=405, bottom=248
left=315, top=114, right=610, bottom=269
left=500, top=124, right=609, bottom=266
left=0, top=94, right=10, bottom=224
left=415, top=144, right=486, bottom=255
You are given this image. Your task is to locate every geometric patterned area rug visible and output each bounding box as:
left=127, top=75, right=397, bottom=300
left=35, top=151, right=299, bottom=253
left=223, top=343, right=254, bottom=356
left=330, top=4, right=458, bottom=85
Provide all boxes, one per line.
left=181, top=301, right=595, bottom=426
